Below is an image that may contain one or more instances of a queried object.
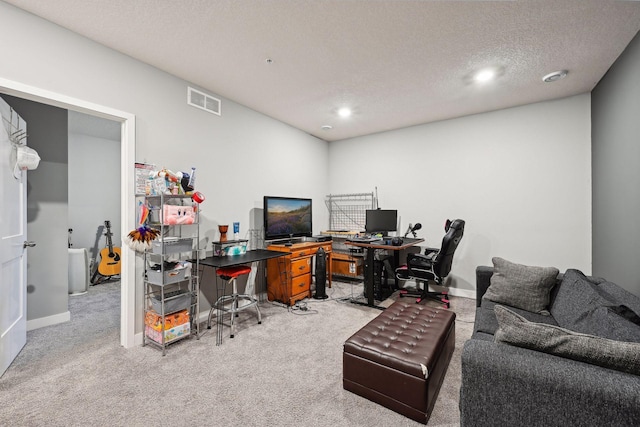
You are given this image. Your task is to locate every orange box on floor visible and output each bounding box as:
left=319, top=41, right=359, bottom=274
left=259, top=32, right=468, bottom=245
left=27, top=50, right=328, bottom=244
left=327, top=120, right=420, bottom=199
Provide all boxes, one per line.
left=145, top=323, right=190, bottom=345
left=145, top=309, right=189, bottom=331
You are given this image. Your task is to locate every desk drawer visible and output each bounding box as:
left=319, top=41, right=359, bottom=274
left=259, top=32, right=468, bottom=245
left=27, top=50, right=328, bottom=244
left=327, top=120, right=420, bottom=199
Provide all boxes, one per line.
left=291, top=248, right=313, bottom=258
left=290, top=274, right=311, bottom=297
left=290, top=258, right=311, bottom=277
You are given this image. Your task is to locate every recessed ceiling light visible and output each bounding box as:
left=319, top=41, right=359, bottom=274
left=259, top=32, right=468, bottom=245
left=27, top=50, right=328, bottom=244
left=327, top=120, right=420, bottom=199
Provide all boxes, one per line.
left=338, top=107, right=352, bottom=118
left=542, top=70, right=568, bottom=83
left=474, top=68, right=496, bottom=83
left=321, top=125, right=333, bottom=130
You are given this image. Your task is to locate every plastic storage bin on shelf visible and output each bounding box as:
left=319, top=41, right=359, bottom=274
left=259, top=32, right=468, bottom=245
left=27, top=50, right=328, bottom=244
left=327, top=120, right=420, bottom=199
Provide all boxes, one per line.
left=145, top=309, right=190, bottom=331
left=212, top=239, right=248, bottom=256
left=151, top=237, right=193, bottom=254
left=146, top=265, right=186, bottom=286
left=145, top=323, right=191, bottom=345
left=150, top=289, right=191, bottom=313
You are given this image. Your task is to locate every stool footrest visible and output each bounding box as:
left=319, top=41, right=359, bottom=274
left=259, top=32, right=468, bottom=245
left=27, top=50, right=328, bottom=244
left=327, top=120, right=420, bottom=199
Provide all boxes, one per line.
left=214, top=294, right=259, bottom=313
left=208, top=279, right=262, bottom=341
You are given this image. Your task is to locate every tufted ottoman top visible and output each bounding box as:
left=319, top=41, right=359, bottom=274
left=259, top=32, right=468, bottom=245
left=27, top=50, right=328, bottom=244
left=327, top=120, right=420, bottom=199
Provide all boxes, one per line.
left=344, top=300, right=456, bottom=379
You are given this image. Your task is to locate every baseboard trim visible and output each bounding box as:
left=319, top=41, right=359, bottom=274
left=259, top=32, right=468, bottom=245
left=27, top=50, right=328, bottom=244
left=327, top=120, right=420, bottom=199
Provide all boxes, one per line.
left=27, top=311, right=71, bottom=331
left=448, top=288, right=476, bottom=300
left=132, top=289, right=475, bottom=347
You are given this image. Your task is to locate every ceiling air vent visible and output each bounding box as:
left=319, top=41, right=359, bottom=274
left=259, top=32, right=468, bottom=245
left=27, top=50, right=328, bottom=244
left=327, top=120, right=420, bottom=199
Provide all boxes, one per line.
left=187, top=87, right=221, bottom=116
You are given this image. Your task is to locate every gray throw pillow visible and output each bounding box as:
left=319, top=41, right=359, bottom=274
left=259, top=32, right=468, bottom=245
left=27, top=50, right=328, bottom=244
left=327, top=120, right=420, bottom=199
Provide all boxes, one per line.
left=551, top=269, right=640, bottom=343
left=494, top=305, right=640, bottom=376
left=594, top=280, right=640, bottom=319
left=483, top=257, right=559, bottom=314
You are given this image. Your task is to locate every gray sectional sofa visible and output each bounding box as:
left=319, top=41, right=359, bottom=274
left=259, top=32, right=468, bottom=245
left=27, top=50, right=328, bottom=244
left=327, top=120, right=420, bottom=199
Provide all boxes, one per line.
left=460, top=258, right=640, bottom=427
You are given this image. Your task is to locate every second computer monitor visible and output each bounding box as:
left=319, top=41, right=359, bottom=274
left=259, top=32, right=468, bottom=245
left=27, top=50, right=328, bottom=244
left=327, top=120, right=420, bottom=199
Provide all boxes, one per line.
left=365, top=209, right=398, bottom=234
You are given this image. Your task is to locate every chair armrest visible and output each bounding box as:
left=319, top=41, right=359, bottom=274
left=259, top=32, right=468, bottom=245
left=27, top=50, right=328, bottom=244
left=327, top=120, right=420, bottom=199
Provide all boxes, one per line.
left=475, top=266, right=493, bottom=307
left=417, top=247, right=439, bottom=262
left=407, top=252, right=435, bottom=265
left=423, top=247, right=439, bottom=255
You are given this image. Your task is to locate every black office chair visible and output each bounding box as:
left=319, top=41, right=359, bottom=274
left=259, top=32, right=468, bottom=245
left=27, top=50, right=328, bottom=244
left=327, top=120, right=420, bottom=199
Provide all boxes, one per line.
left=395, top=219, right=465, bottom=308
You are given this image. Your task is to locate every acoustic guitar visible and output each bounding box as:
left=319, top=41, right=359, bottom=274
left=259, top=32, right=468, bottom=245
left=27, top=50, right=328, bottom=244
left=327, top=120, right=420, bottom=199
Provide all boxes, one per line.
left=97, top=220, right=121, bottom=277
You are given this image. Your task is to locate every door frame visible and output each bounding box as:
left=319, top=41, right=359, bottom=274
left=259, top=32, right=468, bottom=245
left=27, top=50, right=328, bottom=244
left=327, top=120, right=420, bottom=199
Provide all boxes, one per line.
left=0, top=77, right=137, bottom=348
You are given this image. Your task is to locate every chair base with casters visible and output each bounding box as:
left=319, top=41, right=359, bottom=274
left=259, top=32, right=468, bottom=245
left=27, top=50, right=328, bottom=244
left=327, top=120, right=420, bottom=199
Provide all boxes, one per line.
left=394, top=219, right=465, bottom=310
left=396, top=265, right=451, bottom=308
left=207, top=265, right=261, bottom=340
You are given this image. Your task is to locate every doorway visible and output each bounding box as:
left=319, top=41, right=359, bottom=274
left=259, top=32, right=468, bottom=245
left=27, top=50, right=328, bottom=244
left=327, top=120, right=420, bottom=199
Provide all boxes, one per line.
left=68, top=110, right=122, bottom=280
left=0, top=77, right=136, bottom=349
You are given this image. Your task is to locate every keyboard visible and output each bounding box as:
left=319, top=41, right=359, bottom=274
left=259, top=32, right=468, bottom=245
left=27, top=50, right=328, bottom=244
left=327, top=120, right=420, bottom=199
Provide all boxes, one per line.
left=347, top=236, right=381, bottom=243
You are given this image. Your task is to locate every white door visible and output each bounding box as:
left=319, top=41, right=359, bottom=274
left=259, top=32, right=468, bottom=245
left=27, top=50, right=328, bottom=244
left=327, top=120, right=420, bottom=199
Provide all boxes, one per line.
left=0, top=98, right=28, bottom=377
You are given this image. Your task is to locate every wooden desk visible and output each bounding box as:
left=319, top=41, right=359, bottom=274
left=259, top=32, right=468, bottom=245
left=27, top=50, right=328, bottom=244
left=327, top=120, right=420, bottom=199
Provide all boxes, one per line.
left=266, top=241, right=333, bottom=306
left=346, top=237, right=424, bottom=309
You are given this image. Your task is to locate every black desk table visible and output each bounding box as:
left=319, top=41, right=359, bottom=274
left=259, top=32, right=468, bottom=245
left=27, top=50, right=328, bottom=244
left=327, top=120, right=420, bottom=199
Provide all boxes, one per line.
left=346, top=238, right=424, bottom=309
left=200, top=249, right=286, bottom=344
left=200, top=249, right=285, bottom=269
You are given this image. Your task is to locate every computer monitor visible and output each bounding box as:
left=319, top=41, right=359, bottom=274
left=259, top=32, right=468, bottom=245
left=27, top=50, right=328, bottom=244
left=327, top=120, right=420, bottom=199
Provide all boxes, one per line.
left=263, top=196, right=312, bottom=241
left=365, top=209, right=398, bottom=234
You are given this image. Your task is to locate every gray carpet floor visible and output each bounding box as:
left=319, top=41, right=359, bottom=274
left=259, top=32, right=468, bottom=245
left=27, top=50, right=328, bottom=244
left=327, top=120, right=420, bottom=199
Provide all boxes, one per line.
left=0, top=280, right=475, bottom=427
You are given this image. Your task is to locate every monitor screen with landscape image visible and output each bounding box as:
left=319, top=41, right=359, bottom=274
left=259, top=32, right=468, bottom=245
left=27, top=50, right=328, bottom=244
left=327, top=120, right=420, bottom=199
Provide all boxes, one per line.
left=263, top=196, right=312, bottom=241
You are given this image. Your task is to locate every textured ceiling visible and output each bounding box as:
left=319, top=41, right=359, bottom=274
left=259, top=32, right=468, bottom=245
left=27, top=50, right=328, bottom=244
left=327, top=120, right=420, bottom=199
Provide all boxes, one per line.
left=5, top=0, right=640, bottom=142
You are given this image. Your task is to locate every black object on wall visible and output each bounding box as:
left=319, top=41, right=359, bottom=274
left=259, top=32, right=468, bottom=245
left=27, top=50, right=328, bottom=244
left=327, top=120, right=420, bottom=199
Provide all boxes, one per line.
left=313, top=247, right=328, bottom=300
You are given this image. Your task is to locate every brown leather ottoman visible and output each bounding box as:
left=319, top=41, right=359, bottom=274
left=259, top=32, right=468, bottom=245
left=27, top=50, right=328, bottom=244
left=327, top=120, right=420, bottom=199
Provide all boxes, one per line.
left=343, top=300, right=456, bottom=424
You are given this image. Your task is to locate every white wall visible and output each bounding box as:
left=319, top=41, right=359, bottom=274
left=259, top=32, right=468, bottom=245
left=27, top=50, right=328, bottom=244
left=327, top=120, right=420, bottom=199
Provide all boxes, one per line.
left=0, top=2, right=329, bottom=333
left=68, top=131, right=121, bottom=264
left=592, top=30, right=640, bottom=296
left=329, top=94, right=592, bottom=297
